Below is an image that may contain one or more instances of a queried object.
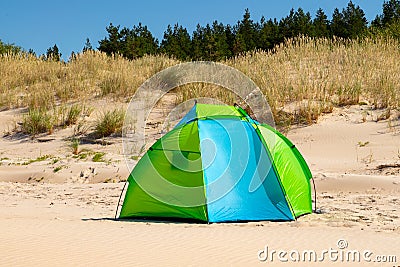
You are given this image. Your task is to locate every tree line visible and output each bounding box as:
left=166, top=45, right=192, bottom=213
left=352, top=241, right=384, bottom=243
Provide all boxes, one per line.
left=1, top=0, right=399, bottom=61
left=98, top=0, right=400, bottom=61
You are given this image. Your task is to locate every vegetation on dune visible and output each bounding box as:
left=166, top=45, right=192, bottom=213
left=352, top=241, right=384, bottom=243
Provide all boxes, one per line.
left=2, top=35, right=400, bottom=134
left=228, top=36, right=400, bottom=126
left=1, top=1, right=399, bottom=135
left=0, top=40, right=23, bottom=55
left=20, top=104, right=89, bottom=136
left=0, top=51, right=179, bottom=110
left=92, top=152, right=105, bottom=162
left=22, top=108, right=54, bottom=135
left=95, top=108, right=125, bottom=137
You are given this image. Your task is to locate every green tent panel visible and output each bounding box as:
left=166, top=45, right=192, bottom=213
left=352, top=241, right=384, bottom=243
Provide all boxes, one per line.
left=119, top=104, right=313, bottom=222
left=258, top=124, right=312, bottom=217
left=120, top=121, right=208, bottom=221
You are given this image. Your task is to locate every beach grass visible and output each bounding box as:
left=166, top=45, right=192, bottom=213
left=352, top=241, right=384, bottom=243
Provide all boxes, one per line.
left=1, top=36, right=399, bottom=132
left=95, top=108, right=125, bottom=137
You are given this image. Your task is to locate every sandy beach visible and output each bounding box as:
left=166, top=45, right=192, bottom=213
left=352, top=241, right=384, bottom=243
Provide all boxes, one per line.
left=1, top=104, right=399, bottom=266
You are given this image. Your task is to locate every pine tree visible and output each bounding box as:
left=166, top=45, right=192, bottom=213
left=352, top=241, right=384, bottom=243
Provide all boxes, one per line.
left=209, top=21, right=231, bottom=60
left=192, top=24, right=206, bottom=60
left=234, top=9, right=257, bottom=53
left=224, top=25, right=236, bottom=55
left=121, top=23, right=158, bottom=59
left=46, top=44, right=61, bottom=61
left=160, top=24, right=191, bottom=60
left=331, top=2, right=367, bottom=39
left=313, top=8, right=330, bottom=38
left=83, top=38, right=93, bottom=52
left=28, top=48, right=36, bottom=57
left=279, top=8, right=296, bottom=39
left=293, top=8, right=313, bottom=36
left=232, top=33, right=246, bottom=55
left=259, top=18, right=280, bottom=50
left=372, top=0, right=400, bottom=27
left=0, top=39, right=22, bottom=55
left=98, top=23, right=122, bottom=56
left=383, top=0, right=400, bottom=24
left=98, top=23, right=158, bottom=59
left=331, top=8, right=347, bottom=38
left=342, top=1, right=368, bottom=38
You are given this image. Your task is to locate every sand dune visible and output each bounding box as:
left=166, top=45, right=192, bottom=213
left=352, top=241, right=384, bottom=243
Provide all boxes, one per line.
left=0, top=104, right=399, bottom=266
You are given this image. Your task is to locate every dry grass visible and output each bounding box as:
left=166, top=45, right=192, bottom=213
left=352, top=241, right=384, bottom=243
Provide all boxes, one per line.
left=0, top=51, right=179, bottom=109
left=1, top=36, right=399, bottom=132
left=95, top=108, right=125, bottom=137
left=20, top=104, right=90, bottom=136
left=173, top=83, right=239, bottom=105
left=21, top=108, right=54, bottom=135
left=227, top=36, right=400, bottom=126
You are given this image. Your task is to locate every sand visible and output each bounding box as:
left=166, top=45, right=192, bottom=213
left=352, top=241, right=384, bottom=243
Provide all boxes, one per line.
left=0, top=104, right=399, bottom=266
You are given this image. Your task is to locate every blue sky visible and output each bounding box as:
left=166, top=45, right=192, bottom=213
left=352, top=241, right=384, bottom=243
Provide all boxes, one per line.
left=1, top=0, right=385, bottom=59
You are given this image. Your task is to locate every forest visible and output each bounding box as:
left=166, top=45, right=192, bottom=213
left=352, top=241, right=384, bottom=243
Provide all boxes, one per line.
left=1, top=0, right=400, bottom=61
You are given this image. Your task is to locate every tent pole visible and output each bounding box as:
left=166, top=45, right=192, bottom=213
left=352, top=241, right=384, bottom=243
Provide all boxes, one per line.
left=114, top=180, right=129, bottom=220
left=311, top=177, right=317, bottom=213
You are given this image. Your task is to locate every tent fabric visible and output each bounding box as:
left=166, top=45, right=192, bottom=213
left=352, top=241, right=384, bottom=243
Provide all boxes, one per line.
left=198, top=119, right=294, bottom=222
left=119, top=121, right=208, bottom=221
left=175, top=103, right=243, bottom=128
left=119, top=104, right=313, bottom=222
left=258, top=124, right=312, bottom=217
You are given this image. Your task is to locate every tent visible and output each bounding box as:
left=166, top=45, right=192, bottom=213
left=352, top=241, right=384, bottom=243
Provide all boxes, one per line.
left=117, top=103, right=313, bottom=222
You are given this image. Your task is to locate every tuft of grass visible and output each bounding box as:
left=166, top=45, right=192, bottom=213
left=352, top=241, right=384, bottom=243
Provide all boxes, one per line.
left=358, top=141, right=370, bottom=147
left=64, top=104, right=83, bottom=126
left=27, top=88, right=55, bottom=110
left=56, top=104, right=84, bottom=127
left=130, top=155, right=140, bottom=161
left=99, top=73, right=129, bottom=97
left=70, top=138, right=80, bottom=155
left=361, top=110, right=368, bottom=123
left=95, top=109, right=124, bottom=137
left=376, top=108, right=391, bottom=122
left=72, top=152, right=89, bottom=160
left=174, top=83, right=238, bottom=105
left=22, top=109, right=54, bottom=135
left=78, top=153, right=88, bottom=160
left=20, top=104, right=89, bottom=137
left=92, top=152, right=105, bottom=162
left=73, top=119, right=91, bottom=136
left=22, top=154, right=51, bottom=165
left=72, top=148, right=92, bottom=160
left=53, top=165, right=67, bottom=173
left=362, top=150, right=374, bottom=164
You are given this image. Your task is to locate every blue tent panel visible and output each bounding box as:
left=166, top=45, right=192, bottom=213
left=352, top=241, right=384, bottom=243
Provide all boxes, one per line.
left=198, top=119, right=294, bottom=222
left=174, top=105, right=197, bottom=128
